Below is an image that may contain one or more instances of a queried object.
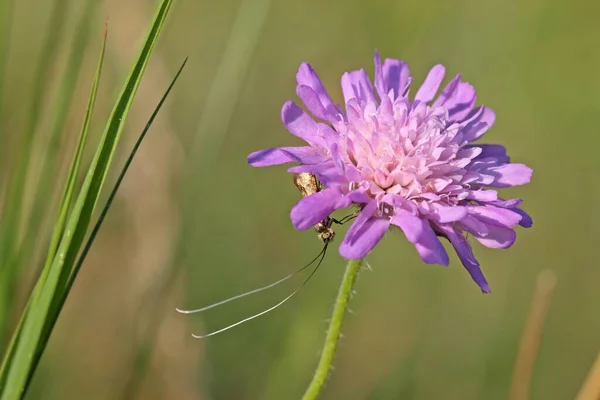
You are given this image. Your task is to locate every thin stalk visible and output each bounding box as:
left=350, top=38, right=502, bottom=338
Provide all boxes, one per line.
left=509, top=270, right=557, bottom=400
left=575, top=353, right=600, bottom=400
left=301, top=258, right=363, bottom=400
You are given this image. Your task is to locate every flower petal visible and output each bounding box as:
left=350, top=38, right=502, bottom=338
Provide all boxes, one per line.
left=431, top=205, right=468, bottom=223
left=432, top=74, right=461, bottom=108
left=374, top=51, right=410, bottom=100
left=248, top=146, right=327, bottom=167
left=460, top=216, right=490, bottom=237
left=290, top=188, right=351, bottom=230
left=373, top=50, right=386, bottom=100
left=466, top=190, right=498, bottom=202
left=281, top=101, right=326, bottom=147
left=467, top=205, right=523, bottom=228
left=513, top=208, right=533, bottom=228
left=297, top=86, right=331, bottom=123
left=343, top=201, right=377, bottom=243
left=469, top=144, right=509, bottom=163
left=486, top=163, right=533, bottom=187
left=383, top=58, right=411, bottom=98
left=460, top=106, right=496, bottom=142
left=296, top=63, right=339, bottom=122
left=439, top=226, right=490, bottom=293
left=341, top=69, right=376, bottom=105
left=415, top=65, right=445, bottom=103
left=489, top=198, right=523, bottom=208
left=339, top=216, right=390, bottom=259
left=446, top=82, right=477, bottom=121
left=346, top=187, right=372, bottom=204
left=473, top=225, right=516, bottom=249
left=391, top=210, right=449, bottom=265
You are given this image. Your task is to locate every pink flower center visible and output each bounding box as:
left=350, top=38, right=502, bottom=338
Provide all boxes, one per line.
left=338, top=98, right=479, bottom=207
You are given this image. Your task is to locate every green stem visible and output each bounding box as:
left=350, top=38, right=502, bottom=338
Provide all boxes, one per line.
left=302, top=258, right=363, bottom=400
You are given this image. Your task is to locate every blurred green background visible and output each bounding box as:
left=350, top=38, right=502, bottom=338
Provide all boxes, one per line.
left=1, top=0, right=599, bottom=399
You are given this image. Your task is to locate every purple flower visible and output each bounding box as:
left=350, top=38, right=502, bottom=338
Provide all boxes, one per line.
left=248, top=52, right=532, bottom=293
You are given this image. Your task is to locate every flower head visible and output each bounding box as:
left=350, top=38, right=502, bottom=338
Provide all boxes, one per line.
left=248, top=52, right=532, bottom=293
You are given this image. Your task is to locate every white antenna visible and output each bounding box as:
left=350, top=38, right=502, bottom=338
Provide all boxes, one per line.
left=176, top=246, right=327, bottom=315
left=182, top=245, right=328, bottom=339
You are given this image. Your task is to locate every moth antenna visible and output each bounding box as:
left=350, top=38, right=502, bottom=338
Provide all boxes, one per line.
left=190, top=245, right=328, bottom=339
left=333, top=212, right=358, bottom=225
left=176, top=245, right=327, bottom=315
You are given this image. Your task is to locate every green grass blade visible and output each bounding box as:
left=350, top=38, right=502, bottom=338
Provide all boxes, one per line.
left=45, top=26, right=109, bottom=289
left=0, top=0, right=69, bottom=263
left=33, top=59, right=187, bottom=376
left=0, top=0, right=15, bottom=127
left=31, top=30, right=111, bottom=380
left=38, top=57, right=188, bottom=357
left=0, top=0, right=70, bottom=350
left=68, top=57, right=187, bottom=292
left=0, top=22, right=108, bottom=395
left=33, top=52, right=185, bottom=393
left=0, top=0, right=173, bottom=397
left=16, top=1, right=99, bottom=275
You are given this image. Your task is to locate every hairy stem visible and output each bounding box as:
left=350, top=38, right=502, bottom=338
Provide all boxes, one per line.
left=302, top=258, right=363, bottom=400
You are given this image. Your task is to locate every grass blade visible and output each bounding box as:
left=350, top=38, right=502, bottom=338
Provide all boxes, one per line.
left=0, top=0, right=173, bottom=397
left=0, top=0, right=70, bottom=349
left=0, top=21, right=108, bottom=396
left=0, top=0, right=69, bottom=262
left=43, top=57, right=188, bottom=347
left=0, top=0, right=15, bottom=127
left=44, top=26, right=108, bottom=288
left=14, top=1, right=100, bottom=282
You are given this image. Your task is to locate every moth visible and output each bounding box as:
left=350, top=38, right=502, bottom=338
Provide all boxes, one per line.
left=176, top=173, right=340, bottom=338
left=293, top=172, right=336, bottom=244
left=176, top=173, right=363, bottom=338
